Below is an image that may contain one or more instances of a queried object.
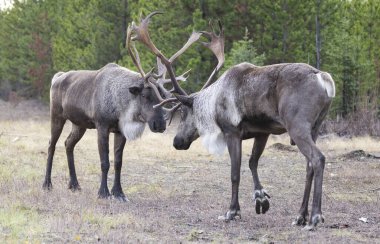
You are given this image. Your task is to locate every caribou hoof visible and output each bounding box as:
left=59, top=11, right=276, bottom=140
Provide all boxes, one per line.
left=42, top=181, right=52, bottom=191
left=68, top=181, right=81, bottom=191
left=98, top=188, right=111, bottom=199
left=111, top=188, right=129, bottom=202
left=113, top=195, right=129, bottom=202
left=292, top=215, right=308, bottom=226
left=218, top=209, right=241, bottom=222
left=303, top=214, right=324, bottom=231
left=254, top=189, right=270, bottom=214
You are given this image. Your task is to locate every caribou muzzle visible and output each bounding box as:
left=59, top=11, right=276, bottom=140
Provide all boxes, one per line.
left=173, top=136, right=192, bottom=150
left=148, top=117, right=166, bottom=133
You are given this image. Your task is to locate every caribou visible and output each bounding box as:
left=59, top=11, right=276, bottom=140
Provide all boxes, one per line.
left=43, top=17, right=203, bottom=201
left=129, top=12, right=335, bottom=230
left=42, top=63, right=166, bottom=201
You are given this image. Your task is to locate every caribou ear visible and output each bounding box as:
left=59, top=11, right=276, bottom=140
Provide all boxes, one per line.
left=174, top=93, right=194, bottom=107
left=129, top=85, right=143, bottom=95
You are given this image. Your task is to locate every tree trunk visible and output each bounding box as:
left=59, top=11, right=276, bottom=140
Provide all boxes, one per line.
left=315, top=0, right=321, bottom=69
left=121, top=0, right=128, bottom=48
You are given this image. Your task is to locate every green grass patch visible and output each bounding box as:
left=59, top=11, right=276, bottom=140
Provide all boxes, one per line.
left=330, top=192, right=375, bottom=203
left=0, top=203, right=43, bottom=242
left=82, top=211, right=136, bottom=233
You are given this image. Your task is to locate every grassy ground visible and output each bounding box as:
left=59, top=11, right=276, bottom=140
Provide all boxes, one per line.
left=0, top=100, right=379, bottom=243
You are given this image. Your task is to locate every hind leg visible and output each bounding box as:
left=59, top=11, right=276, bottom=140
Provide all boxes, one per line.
left=65, top=124, right=86, bottom=191
left=292, top=160, right=313, bottom=226
left=43, top=116, right=66, bottom=190
left=111, top=132, right=127, bottom=201
left=292, top=106, right=328, bottom=225
left=249, top=134, right=270, bottom=214
left=293, top=123, right=323, bottom=225
left=288, top=123, right=325, bottom=230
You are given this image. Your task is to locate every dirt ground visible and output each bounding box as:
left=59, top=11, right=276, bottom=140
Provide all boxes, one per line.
left=0, top=100, right=379, bottom=243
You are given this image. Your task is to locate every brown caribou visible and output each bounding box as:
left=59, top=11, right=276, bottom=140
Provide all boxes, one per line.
left=129, top=12, right=335, bottom=230
left=43, top=14, right=202, bottom=201
left=42, top=62, right=167, bottom=201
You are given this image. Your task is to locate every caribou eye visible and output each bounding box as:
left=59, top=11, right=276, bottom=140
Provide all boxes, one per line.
left=129, top=85, right=143, bottom=95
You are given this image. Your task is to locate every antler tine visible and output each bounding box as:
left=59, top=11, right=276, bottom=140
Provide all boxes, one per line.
left=159, top=69, right=191, bottom=84
left=163, top=103, right=181, bottom=125
left=130, top=11, right=187, bottom=96
left=175, top=69, right=191, bottom=81
left=126, top=23, right=146, bottom=77
left=200, top=20, right=225, bottom=90
left=156, top=82, right=172, bottom=99
left=145, top=79, right=167, bottom=105
left=153, top=97, right=179, bottom=109
left=169, top=32, right=203, bottom=63
left=156, top=57, right=167, bottom=79
left=155, top=68, right=191, bottom=104
left=145, top=67, right=163, bottom=80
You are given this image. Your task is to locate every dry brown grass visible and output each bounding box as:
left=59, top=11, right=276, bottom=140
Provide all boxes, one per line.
left=0, top=101, right=379, bottom=243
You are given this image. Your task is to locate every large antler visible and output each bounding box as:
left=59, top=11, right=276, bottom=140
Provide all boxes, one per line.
left=200, top=20, right=225, bottom=90
left=126, top=19, right=169, bottom=104
left=129, top=12, right=204, bottom=97
left=128, top=12, right=225, bottom=123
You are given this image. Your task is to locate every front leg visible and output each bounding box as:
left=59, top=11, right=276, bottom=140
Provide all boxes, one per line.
left=111, top=132, right=127, bottom=202
left=97, top=126, right=111, bottom=199
left=219, top=133, right=242, bottom=221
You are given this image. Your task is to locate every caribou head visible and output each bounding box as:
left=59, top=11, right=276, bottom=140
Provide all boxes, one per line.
left=128, top=12, right=225, bottom=152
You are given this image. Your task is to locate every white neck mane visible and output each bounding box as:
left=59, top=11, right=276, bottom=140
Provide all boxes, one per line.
left=193, top=74, right=242, bottom=155
left=118, top=101, right=145, bottom=141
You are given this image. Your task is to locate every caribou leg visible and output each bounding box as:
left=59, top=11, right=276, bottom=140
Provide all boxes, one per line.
left=43, top=116, right=66, bottom=190
left=293, top=160, right=313, bottom=226
left=292, top=127, right=320, bottom=226
left=111, top=132, right=127, bottom=202
left=65, top=124, right=86, bottom=191
left=219, top=133, right=242, bottom=221
left=249, top=134, right=270, bottom=214
left=288, top=125, right=325, bottom=230
left=97, top=126, right=111, bottom=199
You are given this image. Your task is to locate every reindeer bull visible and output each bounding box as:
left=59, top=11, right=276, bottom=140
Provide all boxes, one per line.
left=42, top=62, right=167, bottom=201
left=130, top=12, right=335, bottom=230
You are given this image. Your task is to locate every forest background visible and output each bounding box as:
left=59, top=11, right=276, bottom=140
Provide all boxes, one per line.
left=0, top=0, right=379, bottom=135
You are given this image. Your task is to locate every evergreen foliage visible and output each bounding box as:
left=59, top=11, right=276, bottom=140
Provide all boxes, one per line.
left=0, top=0, right=379, bottom=118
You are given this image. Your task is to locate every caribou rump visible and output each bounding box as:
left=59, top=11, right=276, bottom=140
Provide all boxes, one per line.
left=42, top=63, right=166, bottom=201
left=129, top=12, right=335, bottom=230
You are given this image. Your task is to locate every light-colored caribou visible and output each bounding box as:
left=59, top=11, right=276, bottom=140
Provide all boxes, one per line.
left=129, top=12, right=335, bottom=230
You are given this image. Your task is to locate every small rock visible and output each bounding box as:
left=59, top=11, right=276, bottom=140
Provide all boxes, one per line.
left=268, top=143, right=297, bottom=152
left=359, top=217, right=368, bottom=223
